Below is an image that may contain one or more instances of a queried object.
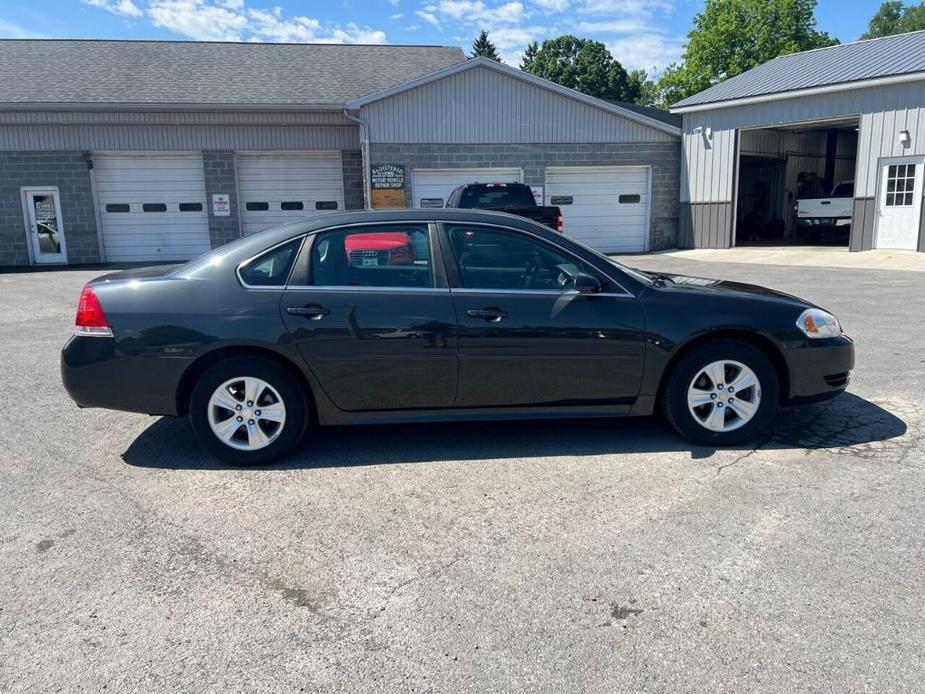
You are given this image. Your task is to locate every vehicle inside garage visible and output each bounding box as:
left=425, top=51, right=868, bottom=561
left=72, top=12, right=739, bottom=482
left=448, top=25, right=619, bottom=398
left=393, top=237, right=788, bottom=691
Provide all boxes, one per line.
left=734, top=119, right=859, bottom=248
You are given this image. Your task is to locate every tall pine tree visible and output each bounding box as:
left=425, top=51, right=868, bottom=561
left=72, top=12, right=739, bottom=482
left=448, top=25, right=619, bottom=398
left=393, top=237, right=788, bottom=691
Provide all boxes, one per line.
left=470, top=31, right=501, bottom=61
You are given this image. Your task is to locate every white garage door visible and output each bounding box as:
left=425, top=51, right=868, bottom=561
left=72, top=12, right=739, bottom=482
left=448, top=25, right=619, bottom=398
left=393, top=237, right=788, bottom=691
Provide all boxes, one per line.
left=237, top=152, right=344, bottom=236
left=545, top=166, right=650, bottom=253
left=95, top=153, right=211, bottom=262
left=411, top=168, right=522, bottom=208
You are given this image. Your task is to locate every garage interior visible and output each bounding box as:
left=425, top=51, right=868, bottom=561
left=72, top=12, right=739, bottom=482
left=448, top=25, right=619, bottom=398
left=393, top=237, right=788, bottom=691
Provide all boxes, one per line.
left=734, top=119, right=859, bottom=247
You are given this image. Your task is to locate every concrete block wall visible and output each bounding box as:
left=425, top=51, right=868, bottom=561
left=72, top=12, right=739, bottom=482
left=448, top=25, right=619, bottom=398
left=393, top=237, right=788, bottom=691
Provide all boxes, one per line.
left=369, top=142, right=681, bottom=250
left=0, top=152, right=100, bottom=265
left=203, top=151, right=241, bottom=248
left=341, top=150, right=364, bottom=210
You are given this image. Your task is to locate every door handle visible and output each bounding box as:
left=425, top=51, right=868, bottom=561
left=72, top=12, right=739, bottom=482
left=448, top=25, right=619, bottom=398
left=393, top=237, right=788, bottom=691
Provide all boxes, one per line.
left=466, top=307, right=508, bottom=322
left=287, top=304, right=330, bottom=320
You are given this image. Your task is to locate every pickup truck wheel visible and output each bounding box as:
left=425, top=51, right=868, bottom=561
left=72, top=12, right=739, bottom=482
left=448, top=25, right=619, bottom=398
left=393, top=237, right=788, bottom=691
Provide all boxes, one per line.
left=662, top=340, right=779, bottom=447
left=189, top=356, right=307, bottom=466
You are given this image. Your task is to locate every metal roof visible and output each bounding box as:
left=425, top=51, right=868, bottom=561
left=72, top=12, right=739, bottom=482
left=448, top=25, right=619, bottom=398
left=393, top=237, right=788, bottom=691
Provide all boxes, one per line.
left=0, top=39, right=465, bottom=108
left=673, top=30, right=925, bottom=110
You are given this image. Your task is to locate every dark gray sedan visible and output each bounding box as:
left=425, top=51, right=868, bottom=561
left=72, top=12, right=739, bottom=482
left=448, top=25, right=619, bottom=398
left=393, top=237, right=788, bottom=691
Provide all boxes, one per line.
left=62, top=209, right=854, bottom=464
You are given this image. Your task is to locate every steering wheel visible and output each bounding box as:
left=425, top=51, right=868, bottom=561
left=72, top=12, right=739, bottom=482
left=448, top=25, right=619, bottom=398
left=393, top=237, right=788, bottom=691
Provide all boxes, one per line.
left=520, top=252, right=542, bottom=289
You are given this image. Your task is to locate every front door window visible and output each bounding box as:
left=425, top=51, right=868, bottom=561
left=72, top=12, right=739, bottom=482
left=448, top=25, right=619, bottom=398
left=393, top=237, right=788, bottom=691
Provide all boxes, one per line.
left=23, top=188, right=68, bottom=264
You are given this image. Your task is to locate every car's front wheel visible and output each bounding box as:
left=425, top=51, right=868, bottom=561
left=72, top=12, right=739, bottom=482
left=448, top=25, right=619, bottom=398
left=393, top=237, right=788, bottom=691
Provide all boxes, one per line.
left=662, top=340, right=779, bottom=446
left=189, top=356, right=308, bottom=465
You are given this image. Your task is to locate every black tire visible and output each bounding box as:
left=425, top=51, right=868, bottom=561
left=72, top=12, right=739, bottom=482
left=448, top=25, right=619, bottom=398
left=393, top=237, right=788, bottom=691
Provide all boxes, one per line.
left=189, top=356, right=308, bottom=465
left=661, top=340, right=779, bottom=447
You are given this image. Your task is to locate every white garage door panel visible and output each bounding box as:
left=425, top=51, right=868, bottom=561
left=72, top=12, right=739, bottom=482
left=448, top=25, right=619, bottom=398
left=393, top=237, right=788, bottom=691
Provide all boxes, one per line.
left=545, top=166, right=650, bottom=253
left=411, top=168, right=522, bottom=208
left=95, top=154, right=211, bottom=262
left=237, top=152, right=344, bottom=236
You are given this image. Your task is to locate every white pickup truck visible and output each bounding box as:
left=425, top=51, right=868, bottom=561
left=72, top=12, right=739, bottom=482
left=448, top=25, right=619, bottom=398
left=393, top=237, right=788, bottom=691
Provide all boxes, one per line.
left=796, top=181, right=854, bottom=231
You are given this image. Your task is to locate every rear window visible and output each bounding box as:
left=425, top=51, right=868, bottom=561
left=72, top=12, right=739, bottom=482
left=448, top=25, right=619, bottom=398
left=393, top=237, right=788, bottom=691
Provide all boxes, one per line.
left=832, top=182, right=854, bottom=198
left=238, top=238, right=302, bottom=287
left=457, top=185, right=535, bottom=209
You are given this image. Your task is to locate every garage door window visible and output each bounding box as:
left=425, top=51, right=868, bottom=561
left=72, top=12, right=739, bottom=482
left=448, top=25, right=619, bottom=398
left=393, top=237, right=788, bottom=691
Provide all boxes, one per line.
left=618, top=194, right=641, bottom=204
left=142, top=203, right=167, bottom=212
left=246, top=202, right=270, bottom=211
left=281, top=201, right=304, bottom=211
left=105, top=204, right=130, bottom=213
left=311, top=225, right=432, bottom=288
left=179, top=202, right=203, bottom=212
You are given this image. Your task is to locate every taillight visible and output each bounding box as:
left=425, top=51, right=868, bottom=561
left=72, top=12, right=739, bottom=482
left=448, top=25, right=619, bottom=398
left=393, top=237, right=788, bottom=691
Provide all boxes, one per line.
left=556, top=215, right=564, bottom=233
left=74, top=285, right=112, bottom=337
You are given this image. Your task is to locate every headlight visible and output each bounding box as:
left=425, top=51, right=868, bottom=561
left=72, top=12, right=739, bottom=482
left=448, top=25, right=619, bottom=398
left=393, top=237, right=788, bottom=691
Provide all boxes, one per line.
left=796, top=308, right=842, bottom=339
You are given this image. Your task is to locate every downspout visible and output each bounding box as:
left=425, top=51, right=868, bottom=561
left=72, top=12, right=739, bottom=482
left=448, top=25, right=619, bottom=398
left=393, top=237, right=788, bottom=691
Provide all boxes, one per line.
left=343, top=107, right=371, bottom=210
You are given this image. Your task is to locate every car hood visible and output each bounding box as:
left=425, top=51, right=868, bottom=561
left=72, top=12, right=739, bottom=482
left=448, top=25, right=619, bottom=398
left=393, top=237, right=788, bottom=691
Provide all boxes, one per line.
left=645, top=271, right=815, bottom=308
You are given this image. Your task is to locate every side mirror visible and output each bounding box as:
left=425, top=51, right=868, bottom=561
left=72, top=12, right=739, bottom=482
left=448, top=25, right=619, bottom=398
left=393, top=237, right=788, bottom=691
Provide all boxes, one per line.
left=573, top=272, right=602, bottom=294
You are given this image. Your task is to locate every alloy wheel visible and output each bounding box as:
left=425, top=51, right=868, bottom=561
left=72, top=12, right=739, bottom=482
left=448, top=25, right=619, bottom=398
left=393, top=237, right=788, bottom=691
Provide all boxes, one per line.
left=687, top=360, right=762, bottom=433
left=207, top=377, right=287, bottom=451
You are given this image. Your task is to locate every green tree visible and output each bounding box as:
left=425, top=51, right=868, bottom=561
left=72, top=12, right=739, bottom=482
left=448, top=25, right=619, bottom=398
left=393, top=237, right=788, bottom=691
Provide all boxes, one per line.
left=627, top=69, right=659, bottom=106
left=470, top=30, right=501, bottom=61
left=862, top=1, right=925, bottom=38
left=656, top=0, right=837, bottom=106
left=520, top=41, right=538, bottom=71
left=521, top=35, right=637, bottom=102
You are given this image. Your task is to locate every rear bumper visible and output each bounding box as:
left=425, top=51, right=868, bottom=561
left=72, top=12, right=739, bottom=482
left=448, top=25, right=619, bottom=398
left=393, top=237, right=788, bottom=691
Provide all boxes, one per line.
left=783, top=334, right=855, bottom=405
left=61, top=335, right=189, bottom=416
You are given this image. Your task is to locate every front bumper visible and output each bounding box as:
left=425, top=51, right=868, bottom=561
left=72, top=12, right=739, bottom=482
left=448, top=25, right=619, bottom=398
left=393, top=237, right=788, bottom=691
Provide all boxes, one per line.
left=783, top=334, right=855, bottom=405
left=61, top=335, right=190, bottom=416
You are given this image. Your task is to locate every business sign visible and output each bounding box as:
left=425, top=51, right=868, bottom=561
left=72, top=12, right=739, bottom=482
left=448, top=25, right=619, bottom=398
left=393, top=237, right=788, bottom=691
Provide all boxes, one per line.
left=370, top=164, right=407, bottom=208
left=212, top=193, right=231, bottom=217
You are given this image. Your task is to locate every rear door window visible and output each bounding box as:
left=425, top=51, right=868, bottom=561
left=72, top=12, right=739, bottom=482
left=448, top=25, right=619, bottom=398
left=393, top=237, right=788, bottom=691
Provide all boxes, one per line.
left=310, top=225, right=433, bottom=288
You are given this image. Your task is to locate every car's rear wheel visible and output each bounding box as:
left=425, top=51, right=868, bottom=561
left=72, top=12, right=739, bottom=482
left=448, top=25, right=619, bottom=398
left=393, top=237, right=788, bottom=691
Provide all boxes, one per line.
left=662, top=340, right=779, bottom=446
left=189, top=356, right=307, bottom=465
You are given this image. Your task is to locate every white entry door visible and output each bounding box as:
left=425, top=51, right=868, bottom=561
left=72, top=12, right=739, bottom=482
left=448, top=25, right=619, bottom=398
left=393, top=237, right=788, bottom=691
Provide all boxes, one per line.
left=545, top=166, right=650, bottom=253
left=411, top=168, right=522, bottom=208
left=876, top=158, right=923, bottom=250
left=237, top=152, right=345, bottom=236
left=22, top=187, right=67, bottom=264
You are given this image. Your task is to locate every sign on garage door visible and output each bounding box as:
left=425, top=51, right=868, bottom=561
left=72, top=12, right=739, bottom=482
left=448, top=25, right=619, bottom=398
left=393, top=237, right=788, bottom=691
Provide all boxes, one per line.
left=94, top=153, right=211, bottom=262
left=237, top=152, right=345, bottom=236
left=545, top=166, right=650, bottom=253
left=411, top=168, right=522, bottom=208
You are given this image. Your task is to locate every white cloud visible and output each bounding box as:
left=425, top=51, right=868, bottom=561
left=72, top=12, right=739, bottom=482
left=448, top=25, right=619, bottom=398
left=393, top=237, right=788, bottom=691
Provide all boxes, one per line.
left=428, top=0, right=526, bottom=25
left=389, top=12, right=404, bottom=19
left=85, top=0, right=389, bottom=43
left=415, top=8, right=441, bottom=26
left=578, top=0, right=672, bottom=14
left=606, top=33, right=684, bottom=71
left=82, top=0, right=144, bottom=18
left=574, top=19, right=649, bottom=34
left=0, top=19, right=46, bottom=38
left=389, top=0, right=401, bottom=5
left=533, top=0, right=567, bottom=11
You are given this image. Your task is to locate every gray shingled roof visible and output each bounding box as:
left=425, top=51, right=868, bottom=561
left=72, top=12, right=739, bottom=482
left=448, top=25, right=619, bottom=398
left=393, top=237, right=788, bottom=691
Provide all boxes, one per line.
left=673, top=30, right=925, bottom=109
left=0, top=39, right=465, bottom=107
left=604, top=100, right=682, bottom=127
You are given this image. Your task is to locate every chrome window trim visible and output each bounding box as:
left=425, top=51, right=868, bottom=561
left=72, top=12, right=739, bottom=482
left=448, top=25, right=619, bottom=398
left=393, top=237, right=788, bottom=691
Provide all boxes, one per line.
left=449, top=287, right=633, bottom=298
left=285, top=285, right=450, bottom=294
left=437, top=220, right=636, bottom=298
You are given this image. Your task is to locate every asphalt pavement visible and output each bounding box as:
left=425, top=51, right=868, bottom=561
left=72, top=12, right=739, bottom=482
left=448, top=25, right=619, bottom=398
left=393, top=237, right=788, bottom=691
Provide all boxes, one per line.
left=1, top=257, right=922, bottom=692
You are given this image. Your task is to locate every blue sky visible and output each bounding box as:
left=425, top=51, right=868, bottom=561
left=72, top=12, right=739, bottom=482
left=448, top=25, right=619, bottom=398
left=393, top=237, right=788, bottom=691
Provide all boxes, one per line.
left=0, top=0, right=889, bottom=72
